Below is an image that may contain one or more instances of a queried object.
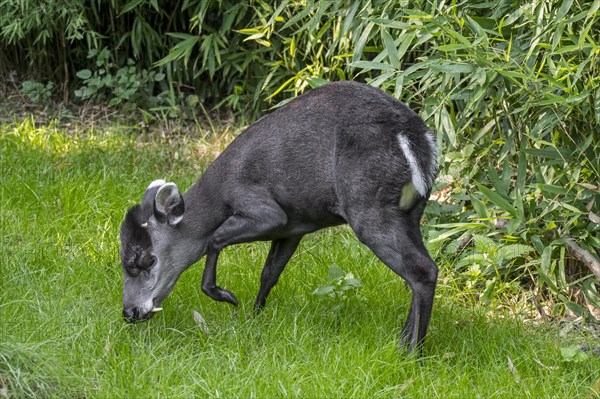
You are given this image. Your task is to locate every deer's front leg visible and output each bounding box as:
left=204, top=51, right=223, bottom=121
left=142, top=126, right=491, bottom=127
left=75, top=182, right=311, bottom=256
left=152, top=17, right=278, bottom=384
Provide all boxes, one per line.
left=202, top=201, right=288, bottom=306
left=202, top=250, right=238, bottom=305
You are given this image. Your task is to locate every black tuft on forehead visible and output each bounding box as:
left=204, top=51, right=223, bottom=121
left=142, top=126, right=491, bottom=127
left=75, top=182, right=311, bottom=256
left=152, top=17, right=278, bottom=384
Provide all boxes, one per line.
left=119, top=204, right=152, bottom=265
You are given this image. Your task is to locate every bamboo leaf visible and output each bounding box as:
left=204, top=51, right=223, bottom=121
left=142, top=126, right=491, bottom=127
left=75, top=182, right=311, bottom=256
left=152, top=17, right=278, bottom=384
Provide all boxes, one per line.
left=381, top=28, right=400, bottom=69
left=349, top=61, right=396, bottom=71
left=470, top=194, right=489, bottom=220
left=396, top=31, right=415, bottom=61
left=121, top=0, right=145, bottom=14
left=477, top=185, right=517, bottom=217
left=435, top=44, right=470, bottom=52
left=352, top=22, right=375, bottom=62
left=557, top=0, right=574, bottom=20
left=431, top=63, right=476, bottom=74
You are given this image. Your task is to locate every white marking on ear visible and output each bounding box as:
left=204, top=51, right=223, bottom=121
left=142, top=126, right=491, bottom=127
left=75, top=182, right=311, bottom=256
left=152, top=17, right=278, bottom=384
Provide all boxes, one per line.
left=147, top=179, right=166, bottom=190
left=397, top=134, right=427, bottom=197
left=155, top=183, right=184, bottom=225
left=168, top=214, right=183, bottom=225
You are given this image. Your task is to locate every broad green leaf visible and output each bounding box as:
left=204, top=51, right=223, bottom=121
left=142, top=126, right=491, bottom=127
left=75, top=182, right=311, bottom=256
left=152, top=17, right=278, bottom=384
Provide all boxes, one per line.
left=243, top=32, right=266, bottom=42
left=349, top=61, right=396, bottom=71
left=563, top=10, right=589, bottom=24
left=541, top=246, right=553, bottom=275
left=530, top=235, right=544, bottom=256
left=496, top=244, right=534, bottom=262
left=539, top=269, right=559, bottom=293
left=352, top=22, right=375, bottom=62
left=234, top=27, right=261, bottom=35
left=557, top=0, right=574, bottom=20
left=565, top=301, right=586, bottom=317
left=369, top=72, right=395, bottom=87
left=439, top=108, right=456, bottom=147
left=430, top=224, right=486, bottom=243
left=558, top=247, right=568, bottom=287
left=396, top=31, right=415, bottom=61
left=369, top=18, right=412, bottom=29
left=266, top=76, right=296, bottom=100
left=76, top=69, right=92, bottom=79
left=312, top=285, right=335, bottom=296
left=558, top=201, right=583, bottom=214
left=560, top=345, right=590, bottom=363
left=432, top=223, right=489, bottom=229
left=156, top=34, right=199, bottom=66
left=589, top=0, right=600, bottom=16
left=381, top=28, right=400, bottom=69
left=435, top=44, right=470, bottom=52
left=345, top=278, right=363, bottom=287
left=281, top=6, right=312, bottom=30
left=121, top=0, right=144, bottom=14
left=431, top=63, right=476, bottom=74
left=473, top=235, right=498, bottom=253
left=470, top=194, right=489, bottom=220
left=328, top=264, right=346, bottom=281
left=524, top=148, right=571, bottom=160
left=266, top=0, right=289, bottom=26
left=497, top=70, right=529, bottom=80
left=477, top=185, right=517, bottom=217
left=502, top=8, right=523, bottom=26
left=341, top=1, right=360, bottom=36
left=402, top=9, right=432, bottom=18
left=537, top=184, right=569, bottom=195
left=304, top=77, right=329, bottom=88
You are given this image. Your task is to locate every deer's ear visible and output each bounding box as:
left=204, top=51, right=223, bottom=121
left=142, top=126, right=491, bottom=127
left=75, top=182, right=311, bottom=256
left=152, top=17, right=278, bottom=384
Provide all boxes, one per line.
left=141, top=179, right=166, bottom=216
left=154, top=183, right=185, bottom=226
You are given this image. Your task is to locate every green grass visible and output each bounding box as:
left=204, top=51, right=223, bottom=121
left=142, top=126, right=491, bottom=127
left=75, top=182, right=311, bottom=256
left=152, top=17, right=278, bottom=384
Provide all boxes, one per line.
left=1, top=119, right=598, bottom=398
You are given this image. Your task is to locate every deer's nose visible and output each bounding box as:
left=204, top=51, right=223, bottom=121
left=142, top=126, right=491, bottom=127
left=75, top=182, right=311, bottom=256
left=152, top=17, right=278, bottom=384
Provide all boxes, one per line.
left=122, top=307, right=139, bottom=322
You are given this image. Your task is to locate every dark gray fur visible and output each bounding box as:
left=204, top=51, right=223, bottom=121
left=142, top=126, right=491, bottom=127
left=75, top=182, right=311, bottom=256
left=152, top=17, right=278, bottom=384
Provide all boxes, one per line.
left=119, top=81, right=438, bottom=353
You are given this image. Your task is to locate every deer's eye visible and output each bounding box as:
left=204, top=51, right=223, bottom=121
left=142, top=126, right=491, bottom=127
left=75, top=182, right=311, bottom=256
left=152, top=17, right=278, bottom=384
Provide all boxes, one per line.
left=125, top=263, right=141, bottom=277
left=135, top=251, right=156, bottom=270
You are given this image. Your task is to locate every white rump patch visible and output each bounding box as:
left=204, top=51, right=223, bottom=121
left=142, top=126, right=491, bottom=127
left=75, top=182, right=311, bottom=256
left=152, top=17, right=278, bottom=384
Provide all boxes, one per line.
left=397, top=134, right=428, bottom=197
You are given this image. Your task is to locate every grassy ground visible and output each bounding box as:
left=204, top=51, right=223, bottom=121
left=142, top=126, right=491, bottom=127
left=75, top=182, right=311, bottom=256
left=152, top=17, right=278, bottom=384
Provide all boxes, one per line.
left=1, top=119, right=599, bottom=398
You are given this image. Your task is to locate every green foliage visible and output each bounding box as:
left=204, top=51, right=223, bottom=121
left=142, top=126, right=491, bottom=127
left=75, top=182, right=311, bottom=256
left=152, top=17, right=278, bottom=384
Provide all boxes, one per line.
left=441, top=233, right=535, bottom=306
left=20, top=81, right=54, bottom=103
left=337, top=0, right=600, bottom=316
left=74, top=48, right=165, bottom=108
left=313, top=264, right=363, bottom=299
left=559, top=345, right=591, bottom=363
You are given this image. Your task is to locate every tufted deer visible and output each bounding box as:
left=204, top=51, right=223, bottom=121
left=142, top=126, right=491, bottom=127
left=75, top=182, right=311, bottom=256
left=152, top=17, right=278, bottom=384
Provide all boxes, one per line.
left=119, top=81, right=438, bottom=353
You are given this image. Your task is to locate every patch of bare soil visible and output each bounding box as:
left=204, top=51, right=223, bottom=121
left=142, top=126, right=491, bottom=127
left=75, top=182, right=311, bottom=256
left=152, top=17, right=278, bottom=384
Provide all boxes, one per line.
left=0, top=74, right=238, bottom=138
